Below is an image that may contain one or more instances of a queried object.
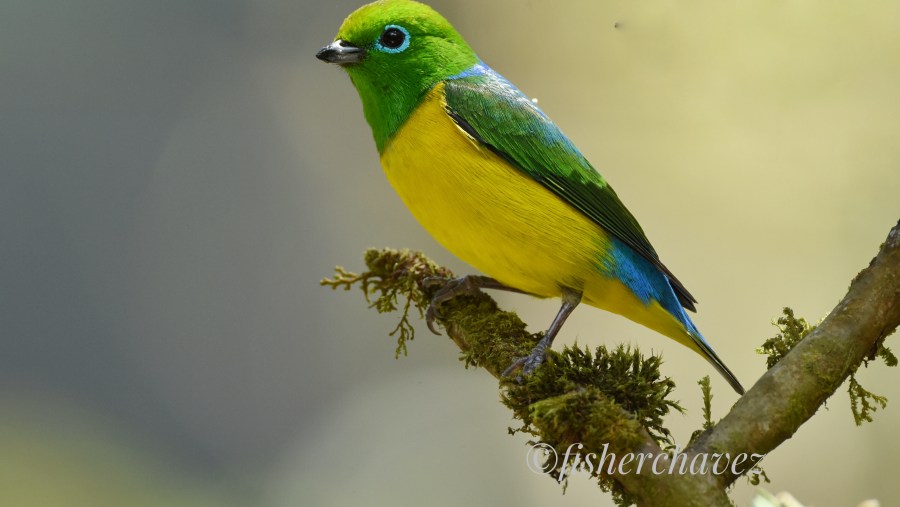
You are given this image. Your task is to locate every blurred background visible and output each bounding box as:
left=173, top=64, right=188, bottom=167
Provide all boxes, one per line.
left=2, top=0, right=899, bottom=505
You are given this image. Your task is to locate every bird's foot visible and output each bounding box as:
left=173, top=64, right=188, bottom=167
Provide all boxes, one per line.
left=502, top=288, right=580, bottom=381
left=423, top=275, right=494, bottom=335
left=502, top=340, right=549, bottom=380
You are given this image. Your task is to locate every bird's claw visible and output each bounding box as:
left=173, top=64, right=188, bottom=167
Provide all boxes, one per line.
left=502, top=342, right=548, bottom=380
left=423, top=276, right=456, bottom=336
left=422, top=276, right=478, bottom=336
left=521, top=351, right=546, bottom=376
left=425, top=302, right=443, bottom=335
left=501, top=357, right=526, bottom=378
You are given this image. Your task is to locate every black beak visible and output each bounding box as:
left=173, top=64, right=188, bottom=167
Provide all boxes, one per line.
left=316, top=40, right=364, bottom=65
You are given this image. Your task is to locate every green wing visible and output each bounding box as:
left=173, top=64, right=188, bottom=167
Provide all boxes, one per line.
left=443, top=68, right=698, bottom=311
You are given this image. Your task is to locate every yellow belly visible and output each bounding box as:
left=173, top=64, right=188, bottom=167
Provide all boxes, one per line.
left=380, top=83, right=694, bottom=346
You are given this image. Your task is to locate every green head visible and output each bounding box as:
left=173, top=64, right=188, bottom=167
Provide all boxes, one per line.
left=316, top=0, right=479, bottom=152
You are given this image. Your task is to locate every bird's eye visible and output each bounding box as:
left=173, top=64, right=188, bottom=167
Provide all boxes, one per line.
left=376, top=25, right=410, bottom=53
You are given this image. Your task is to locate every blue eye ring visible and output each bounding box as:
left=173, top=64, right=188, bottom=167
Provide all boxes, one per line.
left=375, top=24, right=410, bottom=53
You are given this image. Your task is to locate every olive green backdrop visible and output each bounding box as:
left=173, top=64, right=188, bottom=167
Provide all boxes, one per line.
left=2, top=1, right=898, bottom=505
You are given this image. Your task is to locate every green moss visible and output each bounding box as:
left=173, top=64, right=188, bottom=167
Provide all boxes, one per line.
left=877, top=343, right=898, bottom=366
left=753, top=307, right=895, bottom=426
left=847, top=328, right=896, bottom=425
left=321, top=248, right=453, bottom=357
left=499, top=345, right=681, bottom=506
left=527, top=388, right=642, bottom=506
left=847, top=372, right=889, bottom=425
left=698, top=376, right=714, bottom=431
left=439, top=294, right=539, bottom=372
left=756, top=307, right=816, bottom=369
left=502, top=345, right=682, bottom=446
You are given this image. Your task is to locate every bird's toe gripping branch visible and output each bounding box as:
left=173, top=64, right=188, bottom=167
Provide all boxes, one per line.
left=503, top=287, right=583, bottom=379
left=501, top=340, right=549, bottom=379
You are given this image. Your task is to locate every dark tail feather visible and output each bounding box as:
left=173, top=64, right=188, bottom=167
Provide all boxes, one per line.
left=687, top=324, right=745, bottom=395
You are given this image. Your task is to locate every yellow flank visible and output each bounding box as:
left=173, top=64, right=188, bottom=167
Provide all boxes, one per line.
left=380, top=83, right=699, bottom=351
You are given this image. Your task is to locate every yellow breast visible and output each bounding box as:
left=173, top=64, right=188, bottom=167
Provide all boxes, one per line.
left=380, top=83, right=602, bottom=298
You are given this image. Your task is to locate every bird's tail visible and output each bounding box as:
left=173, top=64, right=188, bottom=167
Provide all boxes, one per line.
left=682, top=319, right=745, bottom=395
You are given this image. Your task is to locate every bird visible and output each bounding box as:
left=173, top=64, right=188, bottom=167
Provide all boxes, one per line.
left=316, top=0, right=745, bottom=395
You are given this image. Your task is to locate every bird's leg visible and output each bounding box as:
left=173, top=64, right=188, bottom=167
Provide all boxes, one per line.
left=424, top=275, right=524, bottom=335
left=503, top=288, right=582, bottom=378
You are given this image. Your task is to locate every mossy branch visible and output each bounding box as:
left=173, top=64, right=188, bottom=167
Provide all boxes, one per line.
left=687, top=219, right=900, bottom=489
left=322, top=248, right=730, bottom=505
left=322, top=220, right=900, bottom=505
